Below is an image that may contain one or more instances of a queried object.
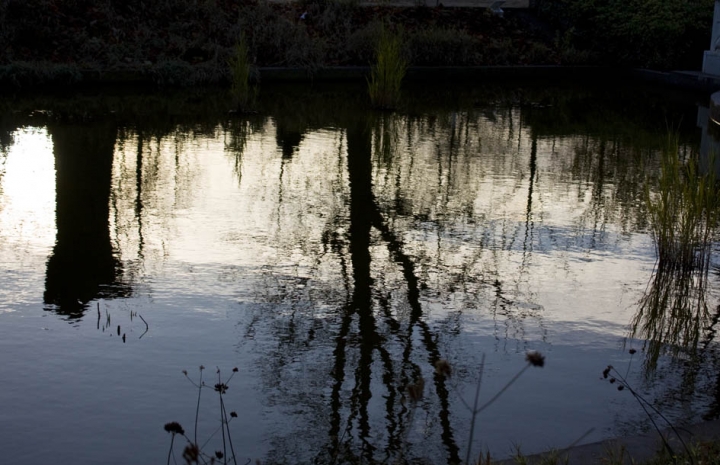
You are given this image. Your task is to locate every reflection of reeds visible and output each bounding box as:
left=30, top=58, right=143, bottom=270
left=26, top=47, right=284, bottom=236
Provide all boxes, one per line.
left=372, top=112, right=401, bottom=168
left=631, top=136, right=719, bottom=369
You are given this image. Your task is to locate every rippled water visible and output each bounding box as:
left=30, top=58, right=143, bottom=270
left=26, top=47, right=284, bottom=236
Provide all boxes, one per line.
left=1, top=82, right=719, bottom=464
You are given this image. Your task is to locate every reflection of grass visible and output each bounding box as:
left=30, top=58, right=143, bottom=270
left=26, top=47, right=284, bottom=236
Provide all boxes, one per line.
left=631, top=136, right=719, bottom=369
left=368, top=28, right=407, bottom=110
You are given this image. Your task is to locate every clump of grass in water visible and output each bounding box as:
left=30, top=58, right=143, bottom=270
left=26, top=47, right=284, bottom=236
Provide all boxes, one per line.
left=367, top=27, right=407, bottom=110
left=164, top=365, right=240, bottom=465
left=228, top=36, right=257, bottom=113
left=631, top=135, right=719, bottom=369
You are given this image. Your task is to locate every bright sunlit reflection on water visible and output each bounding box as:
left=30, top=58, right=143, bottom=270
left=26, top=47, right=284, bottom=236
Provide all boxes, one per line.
left=0, top=127, right=55, bottom=311
left=0, top=127, right=55, bottom=249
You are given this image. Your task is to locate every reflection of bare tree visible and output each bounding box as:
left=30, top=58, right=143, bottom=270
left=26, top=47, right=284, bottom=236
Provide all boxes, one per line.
left=244, top=92, right=709, bottom=460
left=321, top=123, right=460, bottom=464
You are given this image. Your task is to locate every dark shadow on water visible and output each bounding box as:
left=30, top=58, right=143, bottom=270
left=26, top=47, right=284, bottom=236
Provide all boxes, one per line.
left=44, top=122, right=130, bottom=318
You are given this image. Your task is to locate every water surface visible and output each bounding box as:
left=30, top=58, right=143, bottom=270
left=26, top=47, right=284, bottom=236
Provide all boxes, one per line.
left=1, top=82, right=719, bottom=464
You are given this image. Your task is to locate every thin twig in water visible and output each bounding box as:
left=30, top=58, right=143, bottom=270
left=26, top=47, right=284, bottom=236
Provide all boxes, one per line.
left=138, top=313, right=149, bottom=339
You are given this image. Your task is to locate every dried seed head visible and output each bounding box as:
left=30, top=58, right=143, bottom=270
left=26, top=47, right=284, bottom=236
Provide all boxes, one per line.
left=164, top=422, right=185, bottom=435
left=230, top=411, right=238, bottom=418
left=182, top=370, right=188, bottom=376
left=233, top=367, right=239, bottom=372
left=182, top=443, right=199, bottom=464
left=214, top=383, right=229, bottom=394
left=525, top=351, right=545, bottom=368
left=215, top=451, right=224, bottom=459
left=435, top=360, right=452, bottom=378
left=602, top=366, right=612, bottom=379
left=629, top=349, right=637, bottom=355
left=609, top=378, right=616, bottom=384
left=617, top=385, right=624, bottom=391
left=199, top=365, right=205, bottom=371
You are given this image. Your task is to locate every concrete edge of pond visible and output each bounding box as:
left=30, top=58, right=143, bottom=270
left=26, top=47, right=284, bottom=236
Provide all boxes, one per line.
left=491, top=419, right=720, bottom=465
left=5, top=64, right=720, bottom=93
left=257, top=65, right=622, bottom=82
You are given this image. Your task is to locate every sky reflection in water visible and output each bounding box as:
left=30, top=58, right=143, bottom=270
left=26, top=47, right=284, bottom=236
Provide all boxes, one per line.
left=0, top=83, right=718, bottom=464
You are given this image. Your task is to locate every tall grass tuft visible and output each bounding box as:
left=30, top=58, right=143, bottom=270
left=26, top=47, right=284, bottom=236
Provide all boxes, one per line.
left=228, top=36, right=257, bottom=113
left=368, top=27, right=407, bottom=110
left=631, top=135, right=719, bottom=369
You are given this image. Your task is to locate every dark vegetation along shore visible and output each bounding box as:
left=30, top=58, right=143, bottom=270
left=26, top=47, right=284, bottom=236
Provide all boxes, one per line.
left=0, top=0, right=715, bottom=88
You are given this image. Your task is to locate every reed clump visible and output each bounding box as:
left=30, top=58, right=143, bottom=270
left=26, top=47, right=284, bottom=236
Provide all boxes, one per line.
left=367, top=27, right=408, bottom=110
left=631, top=136, right=720, bottom=368
left=228, top=36, right=257, bottom=113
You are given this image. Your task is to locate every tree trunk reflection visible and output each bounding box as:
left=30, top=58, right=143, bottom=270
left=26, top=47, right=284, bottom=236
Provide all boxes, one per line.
left=44, top=122, right=129, bottom=316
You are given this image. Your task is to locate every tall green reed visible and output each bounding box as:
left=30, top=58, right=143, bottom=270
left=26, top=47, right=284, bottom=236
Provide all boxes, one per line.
left=368, top=27, right=407, bottom=110
left=228, top=36, right=257, bottom=113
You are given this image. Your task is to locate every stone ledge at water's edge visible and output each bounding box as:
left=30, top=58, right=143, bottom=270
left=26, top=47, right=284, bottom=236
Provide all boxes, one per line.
left=267, top=0, right=530, bottom=7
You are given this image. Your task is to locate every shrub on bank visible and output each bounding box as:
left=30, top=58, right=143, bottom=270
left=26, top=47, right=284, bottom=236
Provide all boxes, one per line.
left=0, top=0, right=712, bottom=87
left=537, top=0, right=714, bottom=69
left=407, top=27, right=479, bottom=66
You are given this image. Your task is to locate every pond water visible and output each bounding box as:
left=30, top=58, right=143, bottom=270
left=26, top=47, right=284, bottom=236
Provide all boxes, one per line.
left=1, top=81, right=720, bottom=465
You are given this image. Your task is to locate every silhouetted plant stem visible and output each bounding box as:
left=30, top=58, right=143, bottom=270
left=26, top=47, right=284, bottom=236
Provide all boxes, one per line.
left=455, top=352, right=544, bottom=464
left=217, top=370, right=228, bottom=464
left=464, top=353, right=485, bottom=465
left=605, top=364, right=692, bottom=462
left=474, top=364, right=530, bottom=416
left=163, top=422, right=186, bottom=465
left=166, top=433, right=175, bottom=465
left=195, top=367, right=204, bottom=445
left=220, top=395, right=238, bottom=465
left=172, top=367, right=240, bottom=464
